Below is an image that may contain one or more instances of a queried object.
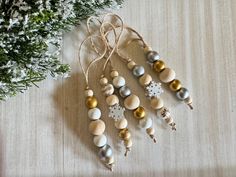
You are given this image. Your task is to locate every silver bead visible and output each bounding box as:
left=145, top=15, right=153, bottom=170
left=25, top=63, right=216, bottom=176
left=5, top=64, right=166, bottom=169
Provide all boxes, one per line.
left=98, top=144, right=113, bottom=160
left=176, top=87, right=189, bottom=100
left=146, top=51, right=160, bottom=63
left=119, top=86, right=131, bottom=98
left=132, top=65, right=145, bottom=77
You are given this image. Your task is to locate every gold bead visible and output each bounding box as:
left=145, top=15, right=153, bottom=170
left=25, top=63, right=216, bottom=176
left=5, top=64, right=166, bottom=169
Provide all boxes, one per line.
left=133, top=106, right=146, bottom=119
left=123, top=131, right=131, bottom=140
left=119, top=128, right=128, bottom=139
left=169, top=79, right=182, bottom=91
left=153, top=60, right=165, bottom=72
left=86, top=96, right=98, bottom=108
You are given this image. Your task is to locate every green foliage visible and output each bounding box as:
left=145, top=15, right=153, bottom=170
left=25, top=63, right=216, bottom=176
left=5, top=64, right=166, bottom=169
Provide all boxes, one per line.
left=0, top=0, right=123, bottom=100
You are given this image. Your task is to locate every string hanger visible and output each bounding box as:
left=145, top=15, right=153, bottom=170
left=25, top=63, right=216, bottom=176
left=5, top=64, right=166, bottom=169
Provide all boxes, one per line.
left=86, top=13, right=125, bottom=74
left=78, top=35, right=108, bottom=88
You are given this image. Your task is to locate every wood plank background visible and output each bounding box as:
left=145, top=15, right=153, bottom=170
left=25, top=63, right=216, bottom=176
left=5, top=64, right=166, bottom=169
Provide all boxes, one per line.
left=1, top=0, right=236, bottom=176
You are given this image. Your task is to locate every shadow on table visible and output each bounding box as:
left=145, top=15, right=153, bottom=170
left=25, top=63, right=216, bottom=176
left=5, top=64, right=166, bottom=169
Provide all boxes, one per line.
left=53, top=71, right=120, bottom=170
left=0, top=132, right=5, bottom=177
left=37, top=166, right=236, bottom=177
left=53, top=72, right=100, bottom=167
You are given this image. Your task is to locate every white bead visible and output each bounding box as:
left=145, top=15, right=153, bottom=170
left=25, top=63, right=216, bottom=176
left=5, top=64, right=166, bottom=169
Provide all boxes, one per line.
left=113, top=76, right=126, bottom=88
left=93, top=134, right=107, bottom=147
left=114, top=118, right=128, bottom=129
left=100, top=77, right=108, bottom=85
left=88, top=108, right=101, bottom=120
left=110, top=70, right=119, bottom=78
left=84, top=89, right=93, bottom=97
left=139, top=117, right=153, bottom=129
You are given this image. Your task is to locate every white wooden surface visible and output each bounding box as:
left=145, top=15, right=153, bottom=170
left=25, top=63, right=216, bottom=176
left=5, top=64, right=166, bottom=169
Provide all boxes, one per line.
left=1, top=0, right=236, bottom=176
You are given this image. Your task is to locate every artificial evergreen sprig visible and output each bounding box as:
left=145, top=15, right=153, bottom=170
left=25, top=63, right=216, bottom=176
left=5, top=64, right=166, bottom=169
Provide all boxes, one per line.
left=0, top=0, right=123, bottom=100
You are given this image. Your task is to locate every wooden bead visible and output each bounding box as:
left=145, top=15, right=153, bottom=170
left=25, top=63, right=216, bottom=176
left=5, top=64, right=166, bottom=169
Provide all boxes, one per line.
left=127, top=61, right=136, bottom=70
left=106, top=95, right=119, bottom=106
left=169, top=79, right=182, bottom=91
left=146, top=127, right=155, bottom=135
left=184, top=96, right=192, bottom=104
left=106, top=156, right=114, bottom=165
left=124, top=94, right=140, bottom=110
left=139, top=117, right=153, bottom=129
left=100, top=77, right=108, bottom=86
left=159, top=68, right=176, bottom=83
left=139, top=74, right=152, bottom=86
left=84, top=89, right=93, bottom=97
left=144, top=46, right=152, bottom=54
left=133, top=106, right=145, bottom=119
left=89, top=120, right=105, bottom=136
left=153, top=60, right=165, bottom=72
left=93, top=134, right=107, bottom=147
left=102, top=84, right=114, bottom=96
left=115, top=118, right=128, bottom=129
left=150, top=97, right=164, bottom=110
left=86, top=96, right=98, bottom=108
left=88, top=108, right=101, bottom=120
left=166, top=117, right=174, bottom=124
left=124, top=139, right=133, bottom=148
left=110, top=70, right=119, bottom=78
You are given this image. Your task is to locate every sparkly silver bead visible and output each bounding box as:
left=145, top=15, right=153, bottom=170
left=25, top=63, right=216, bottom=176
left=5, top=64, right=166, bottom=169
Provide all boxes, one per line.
left=119, top=86, right=131, bottom=98
left=98, top=144, right=113, bottom=160
left=132, top=65, right=145, bottom=77
left=146, top=51, right=160, bottom=63
left=176, top=87, right=189, bottom=100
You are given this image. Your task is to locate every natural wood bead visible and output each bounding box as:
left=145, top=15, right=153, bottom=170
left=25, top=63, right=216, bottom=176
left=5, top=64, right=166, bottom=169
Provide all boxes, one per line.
left=84, top=89, right=93, bottom=97
left=144, top=46, right=152, bottom=54
left=166, top=117, right=174, bottom=124
left=106, top=156, right=114, bottom=165
left=115, top=118, right=128, bottom=129
left=153, top=60, right=165, bottom=72
left=124, top=139, right=133, bottom=148
left=184, top=96, right=193, bottom=104
left=169, top=79, right=182, bottom=91
left=106, top=95, right=119, bottom=106
left=100, top=77, right=108, bottom=86
left=133, top=106, right=145, bottom=119
left=139, top=74, right=152, bottom=86
left=110, top=70, right=119, bottom=78
left=102, top=84, right=114, bottom=96
left=150, top=97, right=164, bottom=110
left=86, top=96, right=98, bottom=108
left=124, top=94, right=140, bottom=110
left=146, top=127, right=155, bottom=135
left=89, top=120, right=105, bottom=136
left=159, top=68, right=176, bottom=83
left=127, top=61, right=136, bottom=70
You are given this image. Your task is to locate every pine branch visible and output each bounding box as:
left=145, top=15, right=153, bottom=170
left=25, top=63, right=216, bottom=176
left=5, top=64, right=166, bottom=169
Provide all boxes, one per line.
left=0, top=0, right=124, bottom=100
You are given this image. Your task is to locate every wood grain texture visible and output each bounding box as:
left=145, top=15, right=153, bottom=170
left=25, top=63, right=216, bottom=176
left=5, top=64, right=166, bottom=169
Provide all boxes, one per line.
left=1, top=0, right=236, bottom=176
